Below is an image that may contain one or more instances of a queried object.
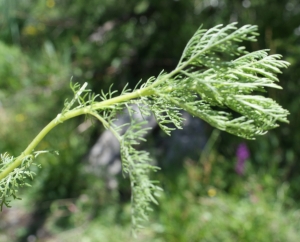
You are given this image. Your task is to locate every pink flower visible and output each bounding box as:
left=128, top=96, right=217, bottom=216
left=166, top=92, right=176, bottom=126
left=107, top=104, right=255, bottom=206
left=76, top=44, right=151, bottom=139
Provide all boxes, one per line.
left=235, top=143, right=250, bottom=175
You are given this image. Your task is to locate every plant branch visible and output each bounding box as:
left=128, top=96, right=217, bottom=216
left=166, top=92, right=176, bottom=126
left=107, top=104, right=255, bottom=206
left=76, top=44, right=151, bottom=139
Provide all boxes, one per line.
left=0, top=87, right=154, bottom=181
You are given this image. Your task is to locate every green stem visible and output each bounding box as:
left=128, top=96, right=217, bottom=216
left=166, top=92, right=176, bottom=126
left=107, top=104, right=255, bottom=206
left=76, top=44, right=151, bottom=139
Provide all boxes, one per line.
left=0, top=86, right=155, bottom=181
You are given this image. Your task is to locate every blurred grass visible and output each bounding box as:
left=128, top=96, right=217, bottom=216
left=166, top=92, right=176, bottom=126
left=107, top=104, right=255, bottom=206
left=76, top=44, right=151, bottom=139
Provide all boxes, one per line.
left=2, top=157, right=299, bottom=242
left=32, top=175, right=300, bottom=241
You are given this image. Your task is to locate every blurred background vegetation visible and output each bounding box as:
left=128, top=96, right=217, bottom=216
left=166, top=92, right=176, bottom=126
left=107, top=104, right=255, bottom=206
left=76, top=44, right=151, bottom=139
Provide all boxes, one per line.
left=0, top=0, right=300, bottom=241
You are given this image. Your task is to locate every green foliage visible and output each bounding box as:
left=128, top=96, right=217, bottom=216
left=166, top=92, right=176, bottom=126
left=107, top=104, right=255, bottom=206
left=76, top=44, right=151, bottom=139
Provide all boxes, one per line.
left=10, top=160, right=299, bottom=242
left=120, top=121, right=162, bottom=229
left=0, top=42, right=27, bottom=91
left=154, top=185, right=300, bottom=242
left=0, top=23, right=289, bottom=230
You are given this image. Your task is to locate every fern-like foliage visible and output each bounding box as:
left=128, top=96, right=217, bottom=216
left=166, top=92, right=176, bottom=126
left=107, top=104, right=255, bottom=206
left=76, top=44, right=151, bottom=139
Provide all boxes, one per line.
left=149, top=23, right=289, bottom=139
left=0, top=151, right=44, bottom=210
left=120, top=120, right=161, bottom=229
left=0, top=23, right=289, bottom=231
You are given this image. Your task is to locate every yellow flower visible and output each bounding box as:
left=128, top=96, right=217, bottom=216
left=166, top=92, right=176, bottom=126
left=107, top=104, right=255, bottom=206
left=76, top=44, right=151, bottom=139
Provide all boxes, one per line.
left=23, top=26, right=38, bottom=36
left=15, top=114, right=25, bottom=122
left=46, top=0, right=55, bottom=8
left=207, top=188, right=217, bottom=197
